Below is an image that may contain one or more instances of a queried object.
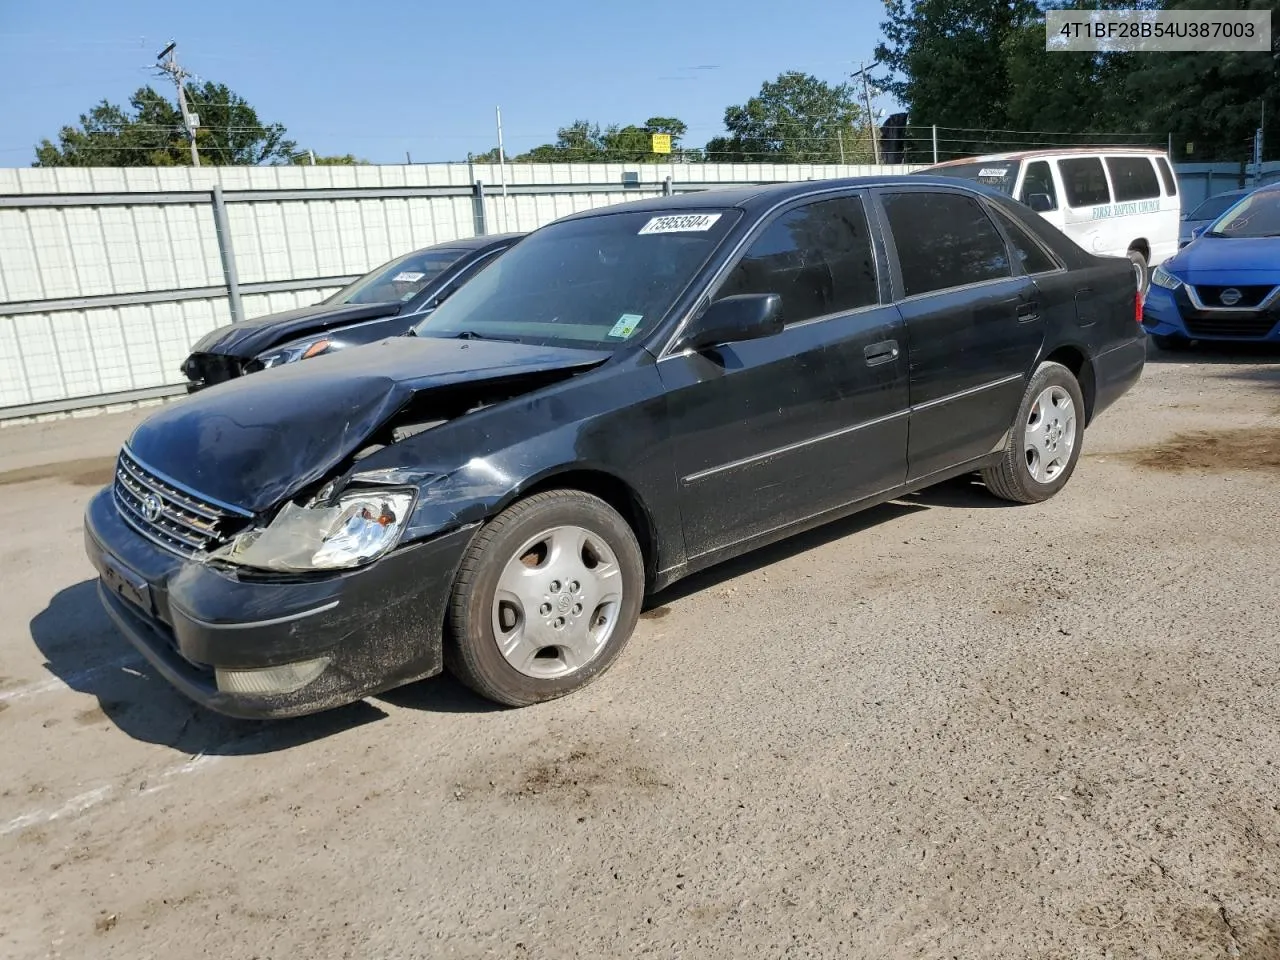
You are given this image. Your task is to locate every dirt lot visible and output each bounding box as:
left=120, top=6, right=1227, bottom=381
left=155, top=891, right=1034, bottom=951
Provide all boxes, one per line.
left=2, top=347, right=1279, bottom=960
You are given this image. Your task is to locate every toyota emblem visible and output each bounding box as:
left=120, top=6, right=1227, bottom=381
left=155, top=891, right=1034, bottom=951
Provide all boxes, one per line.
left=141, top=493, right=163, bottom=523
left=1220, top=288, right=1243, bottom=306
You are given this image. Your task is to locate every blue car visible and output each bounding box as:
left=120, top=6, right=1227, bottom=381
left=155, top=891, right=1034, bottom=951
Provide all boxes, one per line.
left=1143, top=182, right=1280, bottom=350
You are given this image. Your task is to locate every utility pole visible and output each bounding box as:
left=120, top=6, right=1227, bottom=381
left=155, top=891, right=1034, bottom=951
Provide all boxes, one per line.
left=155, top=41, right=199, bottom=166
left=853, top=61, right=882, bottom=165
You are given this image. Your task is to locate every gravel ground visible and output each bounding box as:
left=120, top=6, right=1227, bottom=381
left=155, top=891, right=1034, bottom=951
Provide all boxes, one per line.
left=1, top=346, right=1279, bottom=960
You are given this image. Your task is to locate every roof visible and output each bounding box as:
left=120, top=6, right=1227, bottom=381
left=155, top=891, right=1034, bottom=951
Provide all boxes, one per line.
left=446, top=231, right=525, bottom=250
left=928, top=147, right=1168, bottom=168
left=554, top=175, right=998, bottom=222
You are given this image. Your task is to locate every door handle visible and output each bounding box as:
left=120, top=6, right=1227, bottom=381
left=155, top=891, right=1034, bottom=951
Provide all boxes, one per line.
left=864, top=340, right=900, bottom=366
left=1017, top=301, right=1040, bottom=323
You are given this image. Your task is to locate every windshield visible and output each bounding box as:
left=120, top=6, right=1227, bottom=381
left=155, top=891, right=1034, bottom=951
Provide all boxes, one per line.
left=411, top=208, right=741, bottom=348
left=1188, top=192, right=1245, bottom=222
left=329, top=248, right=464, bottom=305
left=1208, top=190, right=1280, bottom=239
left=926, top=160, right=1021, bottom=195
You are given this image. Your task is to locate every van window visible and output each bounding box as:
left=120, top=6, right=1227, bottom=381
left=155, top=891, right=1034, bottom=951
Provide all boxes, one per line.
left=1155, top=156, right=1178, bottom=196
left=881, top=191, right=1012, bottom=297
left=1106, top=157, right=1161, bottom=201
left=1018, top=161, right=1058, bottom=211
left=1058, top=157, right=1111, bottom=208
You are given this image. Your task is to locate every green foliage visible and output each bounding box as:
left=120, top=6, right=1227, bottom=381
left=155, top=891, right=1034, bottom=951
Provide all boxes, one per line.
left=471, top=116, right=693, bottom=162
left=707, top=72, right=870, bottom=163
left=35, top=82, right=297, bottom=167
left=876, top=0, right=1278, bottom=163
left=293, top=153, right=368, bottom=165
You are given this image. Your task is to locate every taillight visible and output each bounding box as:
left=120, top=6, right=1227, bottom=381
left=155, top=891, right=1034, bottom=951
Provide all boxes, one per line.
left=1135, top=288, right=1144, bottom=324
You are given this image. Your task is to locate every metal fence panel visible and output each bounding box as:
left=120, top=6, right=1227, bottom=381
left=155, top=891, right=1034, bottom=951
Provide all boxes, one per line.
left=1, top=160, right=949, bottom=419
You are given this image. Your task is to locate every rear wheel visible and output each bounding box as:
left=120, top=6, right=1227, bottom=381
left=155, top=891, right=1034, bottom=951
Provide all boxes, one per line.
left=1128, top=249, right=1150, bottom=295
left=982, top=361, right=1086, bottom=505
left=444, top=489, right=644, bottom=707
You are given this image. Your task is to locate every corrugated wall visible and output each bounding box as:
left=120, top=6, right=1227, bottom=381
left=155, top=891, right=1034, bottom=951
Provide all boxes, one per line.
left=0, top=161, right=916, bottom=419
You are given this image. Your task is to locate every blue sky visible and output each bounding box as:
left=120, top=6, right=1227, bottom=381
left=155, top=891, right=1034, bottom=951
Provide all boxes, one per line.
left=0, top=0, right=894, bottom=165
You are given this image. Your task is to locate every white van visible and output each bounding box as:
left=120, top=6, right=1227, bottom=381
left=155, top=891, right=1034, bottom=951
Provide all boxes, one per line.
left=921, top=148, right=1182, bottom=291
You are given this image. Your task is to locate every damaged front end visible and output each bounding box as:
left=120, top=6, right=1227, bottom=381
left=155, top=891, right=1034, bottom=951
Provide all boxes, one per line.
left=187, top=360, right=602, bottom=578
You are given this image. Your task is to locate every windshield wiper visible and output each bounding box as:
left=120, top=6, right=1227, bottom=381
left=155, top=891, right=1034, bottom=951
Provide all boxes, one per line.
left=446, top=330, right=522, bottom=343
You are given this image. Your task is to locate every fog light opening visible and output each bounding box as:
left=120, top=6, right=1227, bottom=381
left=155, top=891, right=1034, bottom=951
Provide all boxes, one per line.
left=215, top=657, right=331, bottom=696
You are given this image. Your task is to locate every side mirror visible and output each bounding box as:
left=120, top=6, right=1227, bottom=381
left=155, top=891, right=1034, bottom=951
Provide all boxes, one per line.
left=677, top=293, right=784, bottom=352
left=1025, top=193, right=1054, bottom=212
left=1191, top=225, right=1209, bottom=240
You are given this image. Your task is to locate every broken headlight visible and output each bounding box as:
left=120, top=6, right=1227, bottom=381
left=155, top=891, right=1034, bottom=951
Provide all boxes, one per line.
left=213, top=488, right=416, bottom=573
left=255, top=336, right=336, bottom=369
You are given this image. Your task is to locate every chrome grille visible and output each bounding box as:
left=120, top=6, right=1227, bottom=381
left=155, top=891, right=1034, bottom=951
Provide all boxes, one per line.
left=112, top=447, right=251, bottom=557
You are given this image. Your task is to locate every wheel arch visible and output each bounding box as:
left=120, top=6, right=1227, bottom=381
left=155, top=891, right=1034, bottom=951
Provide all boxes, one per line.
left=1128, top=237, right=1150, bottom=260
left=502, top=466, right=662, bottom=586
left=1040, top=343, right=1097, bottom=425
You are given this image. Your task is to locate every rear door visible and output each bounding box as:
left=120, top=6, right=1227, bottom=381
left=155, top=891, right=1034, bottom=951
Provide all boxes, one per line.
left=872, top=187, right=1044, bottom=481
left=660, top=191, right=909, bottom=560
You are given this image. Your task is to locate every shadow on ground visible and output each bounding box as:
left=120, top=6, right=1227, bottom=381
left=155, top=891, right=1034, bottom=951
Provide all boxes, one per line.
left=1144, top=339, right=1280, bottom=367
left=29, top=580, right=503, bottom=755
left=646, top=492, right=961, bottom=609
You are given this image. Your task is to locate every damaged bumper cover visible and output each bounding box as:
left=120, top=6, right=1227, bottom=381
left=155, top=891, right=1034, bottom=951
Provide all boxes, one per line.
left=83, top=487, right=475, bottom=719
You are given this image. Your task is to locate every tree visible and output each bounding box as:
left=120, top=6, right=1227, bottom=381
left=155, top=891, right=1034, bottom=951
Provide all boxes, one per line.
left=471, top=116, right=693, bottom=162
left=876, top=0, right=1041, bottom=155
left=35, top=82, right=296, bottom=167
left=706, top=72, right=869, bottom=163
left=292, top=152, right=368, bottom=165
left=1121, top=0, right=1280, bottom=162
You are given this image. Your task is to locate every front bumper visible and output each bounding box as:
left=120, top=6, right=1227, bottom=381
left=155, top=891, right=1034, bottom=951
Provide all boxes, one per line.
left=83, top=487, right=475, bottom=718
left=1142, top=286, right=1280, bottom=342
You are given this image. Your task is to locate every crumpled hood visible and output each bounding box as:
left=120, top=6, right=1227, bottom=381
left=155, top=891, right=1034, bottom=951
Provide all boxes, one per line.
left=128, top=336, right=611, bottom=514
left=188, top=301, right=405, bottom=360
left=1167, top=237, right=1280, bottom=284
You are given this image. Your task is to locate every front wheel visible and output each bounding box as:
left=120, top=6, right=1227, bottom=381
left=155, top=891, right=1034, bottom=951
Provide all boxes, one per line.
left=444, top=489, right=645, bottom=707
left=982, top=361, right=1086, bottom=504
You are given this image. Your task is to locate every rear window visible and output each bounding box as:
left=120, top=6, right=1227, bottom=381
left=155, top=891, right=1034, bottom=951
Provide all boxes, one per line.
left=1058, top=157, right=1111, bottom=207
left=924, top=161, right=1021, bottom=196
left=1106, top=157, right=1161, bottom=202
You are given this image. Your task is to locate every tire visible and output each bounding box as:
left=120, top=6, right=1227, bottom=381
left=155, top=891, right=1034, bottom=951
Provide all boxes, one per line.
left=1150, top=333, right=1189, bottom=352
left=1128, top=249, right=1149, bottom=295
left=981, top=361, right=1086, bottom=505
left=443, top=489, right=645, bottom=707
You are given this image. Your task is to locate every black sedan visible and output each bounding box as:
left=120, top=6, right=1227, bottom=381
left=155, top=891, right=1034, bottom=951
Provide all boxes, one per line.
left=180, top=233, right=523, bottom=390
left=84, top=176, right=1146, bottom=718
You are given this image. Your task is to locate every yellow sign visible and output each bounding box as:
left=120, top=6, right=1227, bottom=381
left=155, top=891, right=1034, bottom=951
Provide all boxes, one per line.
left=651, top=133, right=672, bottom=155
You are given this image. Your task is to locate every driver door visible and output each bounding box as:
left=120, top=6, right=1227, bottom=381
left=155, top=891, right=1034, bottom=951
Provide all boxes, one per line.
left=658, top=192, right=910, bottom=563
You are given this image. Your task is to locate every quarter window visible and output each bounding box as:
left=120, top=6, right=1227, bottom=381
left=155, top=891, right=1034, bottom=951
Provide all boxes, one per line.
left=1058, top=157, right=1111, bottom=207
left=1106, top=157, right=1161, bottom=201
left=717, top=196, right=879, bottom=324
left=881, top=191, right=1012, bottom=297
left=1018, top=161, right=1058, bottom=211
left=990, top=206, right=1060, bottom=275
left=1155, top=156, right=1178, bottom=196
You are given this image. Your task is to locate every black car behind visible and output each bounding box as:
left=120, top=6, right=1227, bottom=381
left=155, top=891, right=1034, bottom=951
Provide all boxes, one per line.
left=85, top=176, right=1145, bottom=719
left=180, top=233, right=523, bottom=390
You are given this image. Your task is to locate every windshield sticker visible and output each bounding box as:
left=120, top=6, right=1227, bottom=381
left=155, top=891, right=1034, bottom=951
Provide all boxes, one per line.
left=978, top=167, right=1009, bottom=178
left=391, top=271, right=426, bottom=283
left=607, top=314, right=643, bottom=339
left=638, top=213, right=722, bottom=235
